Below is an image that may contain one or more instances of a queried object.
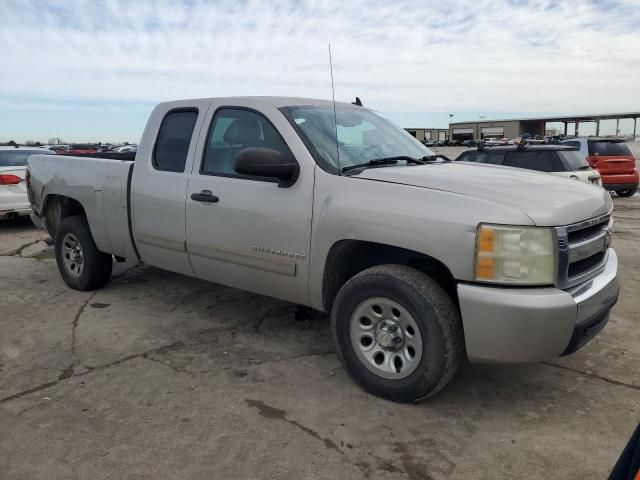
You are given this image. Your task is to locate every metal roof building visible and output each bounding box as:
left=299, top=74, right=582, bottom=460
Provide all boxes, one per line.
left=405, top=128, right=449, bottom=142
left=449, top=112, right=640, bottom=141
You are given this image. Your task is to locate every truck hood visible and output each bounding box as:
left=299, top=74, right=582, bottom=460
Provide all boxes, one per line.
left=355, top=162, right=612, bottom=226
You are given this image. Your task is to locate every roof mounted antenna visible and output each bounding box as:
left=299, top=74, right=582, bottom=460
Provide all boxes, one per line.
left=352, top=97, right=363, bottom=106
left=329, top=43, right=341, bottom=175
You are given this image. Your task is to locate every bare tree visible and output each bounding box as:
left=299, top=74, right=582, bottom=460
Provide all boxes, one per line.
left=47, top=137, right=63, bottom=145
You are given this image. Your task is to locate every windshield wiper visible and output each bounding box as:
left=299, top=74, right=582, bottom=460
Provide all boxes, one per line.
left=341, top=156, right=426, bottom=174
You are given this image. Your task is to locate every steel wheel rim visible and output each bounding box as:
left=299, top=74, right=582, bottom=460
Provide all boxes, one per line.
left=61, top=233, right=84, bottom=279
left=349, top=297, right=423, bottom=380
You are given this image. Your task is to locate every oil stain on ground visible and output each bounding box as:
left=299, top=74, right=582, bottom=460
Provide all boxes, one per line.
left=245, top=398, right=342, bottom=455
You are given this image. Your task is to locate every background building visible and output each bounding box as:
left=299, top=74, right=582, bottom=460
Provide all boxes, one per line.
left=449, top=112, right=640, bottom=142
left=405, top=128, right=449, bottom=142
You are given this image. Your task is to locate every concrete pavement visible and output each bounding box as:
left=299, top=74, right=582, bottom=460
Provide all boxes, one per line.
left=0, top=197, right=638, bottom=479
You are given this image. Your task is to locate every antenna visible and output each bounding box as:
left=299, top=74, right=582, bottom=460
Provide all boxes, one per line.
left=328, top=43, right=341, bottom=175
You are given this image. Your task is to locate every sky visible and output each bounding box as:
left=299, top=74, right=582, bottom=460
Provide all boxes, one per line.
left=1, top=0, right=639, bottom=143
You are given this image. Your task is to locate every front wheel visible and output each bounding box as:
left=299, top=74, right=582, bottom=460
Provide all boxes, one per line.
left=617, top=187, right=637, bottom=197
left=55, top=215, right=113, bottom=291
left=331, top=265, right=464, bottom=402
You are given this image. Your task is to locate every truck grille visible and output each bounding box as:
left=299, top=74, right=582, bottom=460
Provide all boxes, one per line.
left=556, top=213, right=612, bottom=289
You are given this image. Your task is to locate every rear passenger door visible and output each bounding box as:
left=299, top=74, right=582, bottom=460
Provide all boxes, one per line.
left=131, top=102, right=209, bottom=276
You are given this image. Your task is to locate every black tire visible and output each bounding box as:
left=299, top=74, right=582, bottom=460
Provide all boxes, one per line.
left=55, top=215, right=113, bottom=291
left=331, top=265, right=464, bottom=402
left=617, top=187, right=637, bottom=197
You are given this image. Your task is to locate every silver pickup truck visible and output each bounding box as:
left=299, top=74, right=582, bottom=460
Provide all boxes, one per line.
left=27, top=97, right=619, bottom=402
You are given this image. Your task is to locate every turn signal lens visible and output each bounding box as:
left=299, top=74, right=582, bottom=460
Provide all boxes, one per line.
left=477, top=228, right=494, bottom=253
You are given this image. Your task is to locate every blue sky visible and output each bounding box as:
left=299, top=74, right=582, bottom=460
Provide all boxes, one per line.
left=1, top=0, right=639, bottom=143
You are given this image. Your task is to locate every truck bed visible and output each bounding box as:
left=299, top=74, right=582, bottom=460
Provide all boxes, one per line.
left=28, top=154, right=137, bottom=260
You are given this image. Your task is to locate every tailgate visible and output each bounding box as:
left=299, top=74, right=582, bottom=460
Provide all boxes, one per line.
left=596, top=156, right=636, bottom=175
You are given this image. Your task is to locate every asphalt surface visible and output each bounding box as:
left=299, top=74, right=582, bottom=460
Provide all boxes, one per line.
left=0, top=195, right=638, bottom=480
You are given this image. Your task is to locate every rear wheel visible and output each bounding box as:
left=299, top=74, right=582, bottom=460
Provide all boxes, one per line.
left=331, top=265, right=464, bottom=402
left=617, top=187, right=637, bottom=197
left=55, top=215, right=113, bottom=291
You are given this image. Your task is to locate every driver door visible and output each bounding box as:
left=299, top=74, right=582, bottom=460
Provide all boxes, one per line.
left=185, top=104, right=314, bottom=305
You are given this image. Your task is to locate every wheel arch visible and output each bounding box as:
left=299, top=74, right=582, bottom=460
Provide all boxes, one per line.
left=42, top=194, right=88, bottom=239
left=321, top=239, right=458, bottom=313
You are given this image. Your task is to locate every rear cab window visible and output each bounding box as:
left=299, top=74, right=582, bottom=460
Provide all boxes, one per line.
left=588, top=140, right=632, bottom=157
left=153, top=109, right=199, bottom=172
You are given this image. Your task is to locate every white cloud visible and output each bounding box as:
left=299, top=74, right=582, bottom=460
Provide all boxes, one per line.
left=1, top=0, right=639, bottom=114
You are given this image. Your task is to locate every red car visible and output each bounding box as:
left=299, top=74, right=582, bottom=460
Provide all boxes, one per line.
left=562, top=137, right=638, bottom=196
left=58, top=144, right=98, bottom=155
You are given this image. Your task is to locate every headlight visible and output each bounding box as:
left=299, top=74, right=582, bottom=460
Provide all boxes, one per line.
left=475, top=224, right=556, bottom=285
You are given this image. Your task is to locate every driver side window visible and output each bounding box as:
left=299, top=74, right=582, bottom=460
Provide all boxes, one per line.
left=201, top=108, right=292, bottom=177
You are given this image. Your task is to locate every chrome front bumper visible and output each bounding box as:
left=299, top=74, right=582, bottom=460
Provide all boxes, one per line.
left=458, top=249, right=619, bottom=363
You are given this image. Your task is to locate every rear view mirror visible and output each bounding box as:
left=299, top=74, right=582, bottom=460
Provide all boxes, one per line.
left=234, top=148, right=299, bottom=188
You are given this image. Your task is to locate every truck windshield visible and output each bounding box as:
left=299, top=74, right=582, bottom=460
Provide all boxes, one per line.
left=280, top=105, right=434, bottom=174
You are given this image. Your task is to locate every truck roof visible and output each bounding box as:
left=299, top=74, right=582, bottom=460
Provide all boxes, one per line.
left=157, top=96, right=363, bottom=109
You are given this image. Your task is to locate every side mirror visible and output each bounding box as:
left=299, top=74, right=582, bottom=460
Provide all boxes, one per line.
left=234, top=148, right=299, bottom=188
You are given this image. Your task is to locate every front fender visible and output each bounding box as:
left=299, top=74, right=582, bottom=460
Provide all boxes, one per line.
left=308, top=168, right=534, bottom=310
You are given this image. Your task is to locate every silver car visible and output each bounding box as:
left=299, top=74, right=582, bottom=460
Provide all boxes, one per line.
left=0, top=147, right=54, bottom=220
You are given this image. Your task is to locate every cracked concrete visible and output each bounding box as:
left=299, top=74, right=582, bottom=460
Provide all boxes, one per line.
left=0, top=217, right=50, bottom=256
left=0, top=195, right=639, bottom=480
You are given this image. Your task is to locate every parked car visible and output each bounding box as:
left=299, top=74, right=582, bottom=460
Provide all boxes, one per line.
left=0, top=146, right=55, bottom=220
left=48, top=145, right=69, bottom=153
left=560, top=137, right=638, bottom=196
left=27, top=97, right=618, bottom=402
left=59, top=144, right=99, bottom=155
left=456, top=145, right=602, bottom=186
left=97, top=145, right=118, bottom=153
left=482, top=137, right=502, bottom=146
left=115, top=145, right=138, bottom=153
